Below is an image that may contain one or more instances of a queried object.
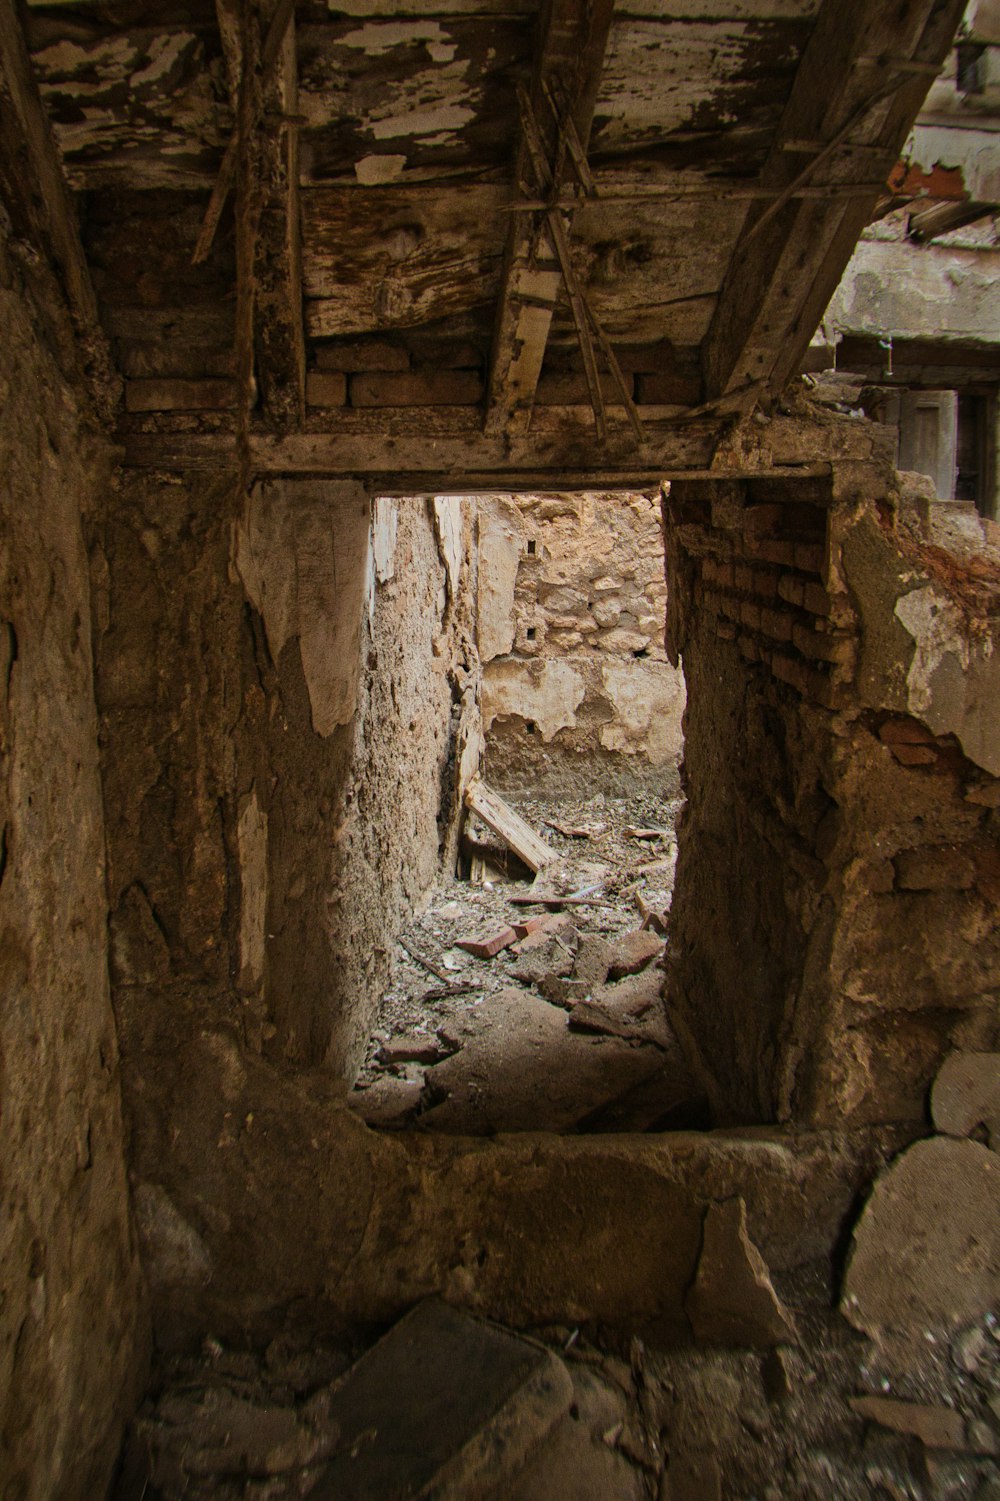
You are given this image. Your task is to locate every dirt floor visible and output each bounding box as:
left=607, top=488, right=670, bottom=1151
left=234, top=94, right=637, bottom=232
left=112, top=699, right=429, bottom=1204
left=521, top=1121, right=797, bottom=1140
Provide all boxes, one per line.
left=347, top=787, right=710, bottom=1135
left=115, top=1285, right=1000, bottom=1500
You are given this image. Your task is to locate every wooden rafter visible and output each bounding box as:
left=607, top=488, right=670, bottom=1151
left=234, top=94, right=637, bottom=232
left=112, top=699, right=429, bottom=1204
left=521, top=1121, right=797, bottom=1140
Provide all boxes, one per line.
left=702, top=0, right=968, bottom=406
left=0, top=0, right=113, bottom=407
left=485, top=0, right=615, bottom=439
left=216, top=0, right=305, bottom=442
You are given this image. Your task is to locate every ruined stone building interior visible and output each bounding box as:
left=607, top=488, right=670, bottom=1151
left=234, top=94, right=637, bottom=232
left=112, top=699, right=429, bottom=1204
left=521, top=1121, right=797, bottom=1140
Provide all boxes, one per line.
left=2, top=0, right=1000, bottom=1496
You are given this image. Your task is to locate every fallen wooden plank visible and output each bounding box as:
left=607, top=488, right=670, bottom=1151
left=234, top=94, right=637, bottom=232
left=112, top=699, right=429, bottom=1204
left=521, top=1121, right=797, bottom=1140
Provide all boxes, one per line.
left=509, top=893, right=614, bottom=909
left=421, top=982, right=484, bottom=1002
left=399, top=936, right=450, bottom=983
left=464, top=778, right=555, bottom=873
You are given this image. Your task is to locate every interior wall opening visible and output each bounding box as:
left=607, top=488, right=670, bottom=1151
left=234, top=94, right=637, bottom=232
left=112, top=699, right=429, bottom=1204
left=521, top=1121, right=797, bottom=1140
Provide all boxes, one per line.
left=348, top=486, right=713, bottom=1137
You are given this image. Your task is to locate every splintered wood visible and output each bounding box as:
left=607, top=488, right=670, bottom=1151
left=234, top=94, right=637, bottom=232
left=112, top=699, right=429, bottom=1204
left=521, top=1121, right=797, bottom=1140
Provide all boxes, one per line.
left=464, top=778, right=555, bottom=873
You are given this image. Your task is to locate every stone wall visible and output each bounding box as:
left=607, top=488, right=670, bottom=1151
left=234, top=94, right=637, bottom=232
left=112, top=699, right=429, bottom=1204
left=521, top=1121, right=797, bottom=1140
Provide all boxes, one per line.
left=95, top=479, right=473, bottom=1077
left=0, top=227, right=146, bottom=1498
left=92, top=478, right=476, bottom=1332
left=664, top=462, right=1000, bottom=1129
left=479, top=491, right=685, bottom=791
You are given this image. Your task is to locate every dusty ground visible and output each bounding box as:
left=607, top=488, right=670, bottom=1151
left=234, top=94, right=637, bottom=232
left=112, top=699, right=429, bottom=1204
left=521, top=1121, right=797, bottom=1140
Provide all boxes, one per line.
left=347, top=788, right=707, bottom=1134
left=115, top=1291, right=1000, bottom=1500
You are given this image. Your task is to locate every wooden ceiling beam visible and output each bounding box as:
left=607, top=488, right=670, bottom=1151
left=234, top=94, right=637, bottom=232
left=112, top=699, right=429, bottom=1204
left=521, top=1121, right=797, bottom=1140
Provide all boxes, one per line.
left=702, top=0, right=968, bottom=406
left=484, top=0, right=615, bottom=439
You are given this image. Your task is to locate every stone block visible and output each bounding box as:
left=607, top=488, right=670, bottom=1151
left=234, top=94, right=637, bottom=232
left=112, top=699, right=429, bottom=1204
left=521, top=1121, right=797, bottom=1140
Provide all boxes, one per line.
left=895, top=845, right=976, bottom=890
left=312, top=1300, right=573, bottom=1499
left=931, top=1051, right=1000, bottom=1147
left=685, top=1198, right=798, bottom=1348
left=841, top=1138, right=1000, bottom=1341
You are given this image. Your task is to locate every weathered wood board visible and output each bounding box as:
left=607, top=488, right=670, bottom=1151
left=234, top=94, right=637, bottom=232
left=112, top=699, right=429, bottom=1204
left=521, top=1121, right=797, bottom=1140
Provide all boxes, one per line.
left=464, top=779, right=556, bottom=873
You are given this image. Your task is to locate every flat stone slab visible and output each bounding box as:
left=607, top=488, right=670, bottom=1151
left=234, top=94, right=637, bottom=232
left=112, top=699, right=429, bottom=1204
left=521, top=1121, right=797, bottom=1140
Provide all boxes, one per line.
left=841, top=1137, right=1000, bottom=1341
left=931, top=1051, right=1000, bottom=1149
left=420, top=989, right=666, bottom=1133
left=312, top=1300, right=572, bottom=1500
left=685, top=1197, right=798, bottom=1348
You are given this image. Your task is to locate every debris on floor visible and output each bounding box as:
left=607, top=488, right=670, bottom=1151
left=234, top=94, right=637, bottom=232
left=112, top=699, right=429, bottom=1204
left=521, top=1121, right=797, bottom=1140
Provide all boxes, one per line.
left=348, top=790, right=700, bottom=1134
left=116, top=1286, right=1000, bottom=1500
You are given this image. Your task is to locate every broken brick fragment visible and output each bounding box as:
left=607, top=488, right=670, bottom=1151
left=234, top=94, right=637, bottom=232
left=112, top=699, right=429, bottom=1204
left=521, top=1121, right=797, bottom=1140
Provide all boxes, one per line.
left=457, top=927, right=519, bottom=959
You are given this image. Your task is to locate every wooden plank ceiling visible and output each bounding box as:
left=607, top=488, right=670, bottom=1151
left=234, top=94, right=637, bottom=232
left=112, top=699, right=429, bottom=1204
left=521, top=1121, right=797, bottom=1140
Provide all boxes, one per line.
left=12, top=0, right=967, bottom=484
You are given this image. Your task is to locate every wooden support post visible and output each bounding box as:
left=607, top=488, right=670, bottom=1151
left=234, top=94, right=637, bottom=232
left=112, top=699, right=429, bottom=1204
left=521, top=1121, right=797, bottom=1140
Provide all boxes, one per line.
left=485, top=0, right=614, bottom=439
left=215, top=0, right=305, bottom=444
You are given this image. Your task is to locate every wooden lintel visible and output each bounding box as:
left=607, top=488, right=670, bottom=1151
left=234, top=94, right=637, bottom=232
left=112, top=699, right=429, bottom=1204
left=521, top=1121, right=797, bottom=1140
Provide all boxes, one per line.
left=484, top=0, right=615, bottom=438
left=0, top=0, right=114, bottom=407
left=118, top=409, right=885, bottom=487
left=702, top=0, right=967, bottom=404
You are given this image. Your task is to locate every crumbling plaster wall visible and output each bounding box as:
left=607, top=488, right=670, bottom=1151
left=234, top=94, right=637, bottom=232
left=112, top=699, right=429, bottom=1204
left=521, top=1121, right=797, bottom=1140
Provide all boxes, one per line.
left=664, top=460, right=1000, bottom=1130
left=479, top=491, right=685, bottom=791
left=93, top=478, right=474, bottom=1110
left=0, top=227, right=146, bottom=1498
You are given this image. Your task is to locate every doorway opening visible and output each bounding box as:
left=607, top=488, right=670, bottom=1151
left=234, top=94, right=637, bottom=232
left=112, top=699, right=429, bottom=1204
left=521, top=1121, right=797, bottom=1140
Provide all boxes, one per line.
left=349, top=489, right=711, bottom=1136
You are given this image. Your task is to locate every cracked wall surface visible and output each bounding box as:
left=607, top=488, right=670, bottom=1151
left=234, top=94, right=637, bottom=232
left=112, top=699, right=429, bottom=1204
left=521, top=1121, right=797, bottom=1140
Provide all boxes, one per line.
left=0, top=224, right=146, bottom=1499
left=479, top=491, right=685, bottom=791
left=93, top=479, right=475, bottom=1093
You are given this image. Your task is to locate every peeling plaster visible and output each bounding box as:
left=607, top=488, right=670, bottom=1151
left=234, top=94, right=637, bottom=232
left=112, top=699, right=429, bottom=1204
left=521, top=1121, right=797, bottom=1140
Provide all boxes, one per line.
left=371, top=103, right=475, bottom=140
left=895, top=586, right=1000, bottom=776
left=339, top=20, right=452, bottom=52
left=482, top=659, right=587, bottom=743
left=354, top=153, right=407, bottom=183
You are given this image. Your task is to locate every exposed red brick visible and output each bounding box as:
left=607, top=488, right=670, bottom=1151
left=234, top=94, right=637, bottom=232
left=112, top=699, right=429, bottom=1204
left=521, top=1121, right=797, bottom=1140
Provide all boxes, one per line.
left=794, top=543, right=824, bottom=574
left=457, top=926, right=518, bottom=958
left=536, top=372, right=630, bottom=405
left=635, top=372, right=701, bottom=406
left=351, top=371, right=484, bottom=407
left=878, top=716, right=935, bottom=746
left=753, top=567, right=778, bottom=600
left=895, top=845, right=975, bottom=891
left=778, top=575, right=805, bottom=608
left=772, top=654, right=810, bottom=693
left=756, top=539, right=797, bottom=567
left=314, top=338, right=409, bottom=372
left=125, top=379, right=235, bottom=412
left=305, top=372, right=347, bottom=407
left=742, top=504, right=783, bottom=535
left=802, top=582, right=832, bottom=616
left=759, top=608, right=795, bottom=643
left=792, top=623, right=854, bottom=665
left=890, top=743, right=938, bottom=766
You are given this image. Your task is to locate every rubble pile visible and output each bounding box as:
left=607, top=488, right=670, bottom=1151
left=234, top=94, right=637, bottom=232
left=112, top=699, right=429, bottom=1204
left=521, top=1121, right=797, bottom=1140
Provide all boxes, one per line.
left=348, top=790, right=708, bottom=1134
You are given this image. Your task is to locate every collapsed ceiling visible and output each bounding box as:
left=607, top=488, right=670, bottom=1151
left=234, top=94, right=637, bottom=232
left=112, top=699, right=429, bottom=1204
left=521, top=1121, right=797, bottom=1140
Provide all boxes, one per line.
left=2, top=0, right=968, bottom=483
